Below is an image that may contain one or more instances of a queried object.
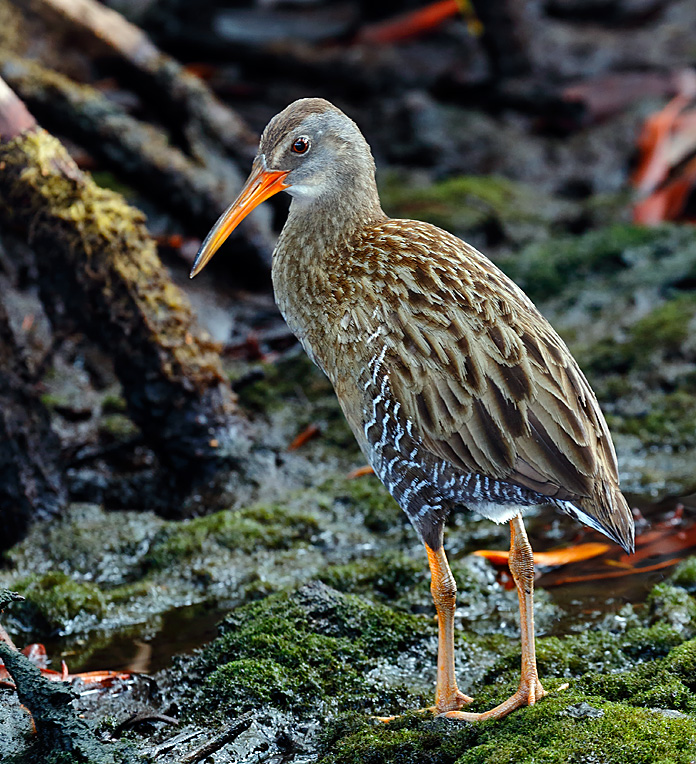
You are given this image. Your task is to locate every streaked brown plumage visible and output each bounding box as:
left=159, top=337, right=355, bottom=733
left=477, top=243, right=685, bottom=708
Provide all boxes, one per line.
left=190, top=98, right=635, bottom=721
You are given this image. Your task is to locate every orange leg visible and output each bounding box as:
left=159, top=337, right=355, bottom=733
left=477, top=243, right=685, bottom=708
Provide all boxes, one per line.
left=444, top=514, right=546, bottom=721
left=375, top=541, right=472, bottom=722
left=426, top=543, right=473, bottom=713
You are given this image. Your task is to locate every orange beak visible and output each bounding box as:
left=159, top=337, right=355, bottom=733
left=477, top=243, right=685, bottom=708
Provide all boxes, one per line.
left=189, top=156, right=289, bottom=278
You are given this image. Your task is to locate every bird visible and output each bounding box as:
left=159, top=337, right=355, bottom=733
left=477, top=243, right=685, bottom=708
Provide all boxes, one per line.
left=189, top=97, right=635, bottom=721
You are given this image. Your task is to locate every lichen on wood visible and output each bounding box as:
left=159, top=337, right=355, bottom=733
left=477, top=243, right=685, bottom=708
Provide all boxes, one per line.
left=0, top=117, right=242, bottom=471
left=0, top=55, right=274, bottom=267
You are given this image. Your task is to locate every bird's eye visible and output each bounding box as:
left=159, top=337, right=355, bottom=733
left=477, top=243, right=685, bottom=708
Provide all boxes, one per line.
left=291, top=136, right=310, bottom=155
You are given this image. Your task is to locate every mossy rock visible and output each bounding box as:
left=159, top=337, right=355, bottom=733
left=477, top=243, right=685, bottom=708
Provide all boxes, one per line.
left=321, top=693, right=696, bottom=764
left=144, top=502, right=320, bottom=570
left=575, top=639, right=696, bottom=713
left=671, top=557, right=696, bottom=594
left=319, top=550, right=427, bottom=606
left=498, top=223, right=696, bottom=305
left=379, top=172, right=570, bottom=246
left=13, top=571, right=105, bottom=634
left=186, top=582, right=434, bottom=719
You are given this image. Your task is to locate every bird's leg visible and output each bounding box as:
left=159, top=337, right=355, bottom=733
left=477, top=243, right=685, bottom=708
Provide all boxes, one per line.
left=374, top=537, right=473, bottom=722
left=507, top=513, right=546, bottom=705
left=444, top=513, right=546, bottom=722
left=425, top=542, right=473, bottom=713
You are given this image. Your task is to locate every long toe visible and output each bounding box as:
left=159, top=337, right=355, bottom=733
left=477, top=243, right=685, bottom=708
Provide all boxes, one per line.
left=375, top=690, right=474, bottom=723
left=442, top=679, right=546, bottom=722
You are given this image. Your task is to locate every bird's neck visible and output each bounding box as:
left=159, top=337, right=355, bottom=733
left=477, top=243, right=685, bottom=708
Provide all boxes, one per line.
left=271, top=182, right=385, bottom=370
left=286, top=171, right=383, bottom=247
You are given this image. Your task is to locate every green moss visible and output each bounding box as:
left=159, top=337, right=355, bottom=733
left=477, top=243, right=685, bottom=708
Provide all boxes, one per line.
left=98, top=414, right=139, bottom=441
left=188, top=583, right=431, bottom=719
left=319, top=551, right=426, bottom=605
left=499, top=225, right=695, bottom=305
left=533, top=621, right=683, bottom=679
left=379, top=173, right=566, bottom=244
left=38, top=392, right=71, bottom=410
left=322, top=692, right=696, bottom=764
left=647, top=584, right=696, bottom=637
left=576, top=639, right=696, bottom=713
left=321, top=715, right=477, bottom=764
left=616, top=389, right=696, bottom=447
left=15, top=572, right=105, bottom=632
left=498, top=224, right=650, bottom=301
left=328, top=475, right=404, bottom=533
left=205, top=658, right=298, bottom=710
left=144, top=503, right=320, bottom=570
left=671, top=557, right=696, bottom=594
left=457, top=697, right=696, bottom=764
left=100, top=393, right=128, bottom=414
left=629, top=294, right=696, bottom=357
left=236, top=354, right=333, bottom=413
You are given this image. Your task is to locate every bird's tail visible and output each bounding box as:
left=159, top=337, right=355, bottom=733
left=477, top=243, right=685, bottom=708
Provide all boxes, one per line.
left=564, top=482, right=635, bottom=555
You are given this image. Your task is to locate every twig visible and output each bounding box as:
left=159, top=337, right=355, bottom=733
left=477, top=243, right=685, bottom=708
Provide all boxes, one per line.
left=113, top=710, right=179, bottom=734
left=150, top=729, right=204, bottom=757
left=179, top=713, right=254, bottom=764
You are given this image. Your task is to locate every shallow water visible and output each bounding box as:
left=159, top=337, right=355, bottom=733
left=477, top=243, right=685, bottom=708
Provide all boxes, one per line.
left=39, top=496, right=696, bottom=676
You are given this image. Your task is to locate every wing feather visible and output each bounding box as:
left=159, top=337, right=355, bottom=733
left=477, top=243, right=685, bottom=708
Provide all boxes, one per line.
left=362, top=221, right=625, bottom=527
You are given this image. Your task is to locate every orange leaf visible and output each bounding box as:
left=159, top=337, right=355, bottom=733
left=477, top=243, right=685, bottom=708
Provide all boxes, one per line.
left=288, top=423, right=321, bottom=451
left=474, top=541, right=610, bottom=568
left=346, top=465, right=375, bottom=479
left=356, top=0, right=459, bottom=45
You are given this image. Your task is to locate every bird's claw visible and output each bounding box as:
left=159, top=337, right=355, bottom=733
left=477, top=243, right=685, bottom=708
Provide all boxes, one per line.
left=441, top=677, right=546, bottom=722
left=374, top=689, right=474, bottom=723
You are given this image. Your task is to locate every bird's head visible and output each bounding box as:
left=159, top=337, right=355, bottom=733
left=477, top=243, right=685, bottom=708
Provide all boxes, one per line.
left=190, top=97, right=379, bottom=278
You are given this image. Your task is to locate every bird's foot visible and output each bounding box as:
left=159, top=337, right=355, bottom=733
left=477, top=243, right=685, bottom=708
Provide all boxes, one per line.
left=436, top=688, right=475, bottom=714
left=375, top=690, right=474, bottom=723
left=442, top=677, right=546, bottom=722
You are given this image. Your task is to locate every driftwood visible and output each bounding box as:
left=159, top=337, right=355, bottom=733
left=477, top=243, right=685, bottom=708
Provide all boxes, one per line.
left=0, top=55, right=274, bottom=271
left=23, top=0, right=256, bottom=165
left=0, top=77, right=244, bottom=480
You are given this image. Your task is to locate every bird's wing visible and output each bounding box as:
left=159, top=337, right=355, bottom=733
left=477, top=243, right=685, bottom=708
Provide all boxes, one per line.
left=360, top=220, right=619, bottom=504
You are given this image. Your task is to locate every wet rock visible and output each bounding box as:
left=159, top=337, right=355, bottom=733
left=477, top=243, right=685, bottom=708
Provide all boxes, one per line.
left=562, top=701, right=604, bottom=718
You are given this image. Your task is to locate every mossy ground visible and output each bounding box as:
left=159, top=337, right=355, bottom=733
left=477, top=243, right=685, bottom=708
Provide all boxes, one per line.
left=4, top=211, right=696, bottom=760
left=168, top=566, right=696, bottom=763
left=379, top=172, right=573, bottom=249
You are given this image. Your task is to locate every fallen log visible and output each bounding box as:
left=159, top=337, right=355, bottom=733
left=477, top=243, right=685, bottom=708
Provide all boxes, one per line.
left=0, top=55, right=275, bottom=275
left=0, top=76, right=245, bottom=478
left=20, top=0, right=256, bottom=165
